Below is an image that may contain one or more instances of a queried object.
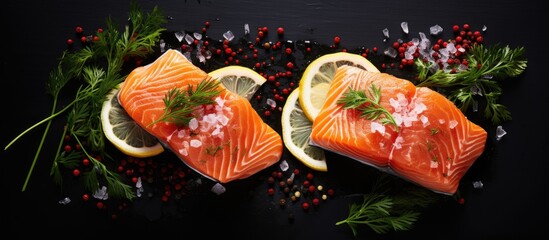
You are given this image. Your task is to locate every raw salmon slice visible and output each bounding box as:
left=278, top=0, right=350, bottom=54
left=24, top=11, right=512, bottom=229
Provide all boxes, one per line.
left=118, top=49, right=283, bottom=183
left=310, top=65, right=487, bottom=194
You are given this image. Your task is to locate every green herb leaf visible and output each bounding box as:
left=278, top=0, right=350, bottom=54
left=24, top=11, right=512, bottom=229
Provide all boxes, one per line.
left=337, top=84, right=399, bottom=131
left=149, top=77, right=223, bottom=127
left=415, top=44, right=527, bottom=125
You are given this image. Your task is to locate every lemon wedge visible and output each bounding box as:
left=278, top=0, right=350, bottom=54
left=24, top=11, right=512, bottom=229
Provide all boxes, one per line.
left=209, top=65, right=267, bottom=100
left=281, top=87, right=327, bottom=171
left=100, top=84, right=164, bottom=158
left=299, top=52, right=379, bottom=122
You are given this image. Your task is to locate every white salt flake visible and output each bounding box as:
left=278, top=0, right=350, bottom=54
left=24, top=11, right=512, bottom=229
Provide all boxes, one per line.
left=93, top=186, right=109, bottom=200
left=382, top=28, right=390, bottom=38
left=430, top=160, right=439, bottom=168
left=174, top=31, right=185, bottom=42
left=449, top=120, right=458, bottom=129
left=190, top=139, right=202, bottom=148
left=266, top=98, right=276, bottom=108
left=472, top=180, right=484, bottom=189
left=179, top=148, right=188, bottom=156
left=159, top=39, right=166, bottom=53
left=184, top=34, right=194, bottom=45
left=223, top=30, right=235, bottom=41
left=393, top=136, right=404, bottom=149
left=279, top=160, right=289, bottom=172
left=370, top=122, right=386, bottom=135
left=420, top=115, right=430, bottom=127
left=244, top=23, right=250, bottom=35
left=438, top=119, right=446, bottom=124
left=177, top=129, right=187, bottom=139
left=383, top=47, right=397, bottom=58
left=193, top=32, right=202, bottom=40
left=189, top=118, right=199, bottom=131
left=482, top=25, right=488, bottom=32
left=211, top=183, right=226, bottom=195
left=496, top=125, right=507, bottom=141
left=58, top=197, right=71, bottom=205
left=430, top=24, right=443, bottom=35
left=400, top=22, right=409, bottom=34
left=413, top=102, right=427, bottom=114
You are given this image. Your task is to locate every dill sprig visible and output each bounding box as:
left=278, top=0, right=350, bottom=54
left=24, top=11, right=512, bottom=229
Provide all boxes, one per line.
left=337, top=84, right=399, bottom=132
left=336, top=174, right=438, bottom=236
left=148, top=77, right=223, bottom=127
left=415, top=44, right=527, bottom=124
left=5, top=1, right=166, bottom=200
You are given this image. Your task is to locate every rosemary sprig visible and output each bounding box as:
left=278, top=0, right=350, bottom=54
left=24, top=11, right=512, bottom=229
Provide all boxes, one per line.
left=415, top=44, right=527, bottom=124
left=148, top=77, right=223, bottom=127
left=5, top=1, right=166, bottom=200
left=336, top=174, right=438, bottom=236
left=337, top=84, right=399, bottom=132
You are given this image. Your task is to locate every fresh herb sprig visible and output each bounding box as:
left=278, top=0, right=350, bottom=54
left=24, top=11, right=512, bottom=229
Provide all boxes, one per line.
left=415, top=44, right=527, bottom=124
left=148, top=77, right=222, bottom=127
left=336, top=175, right=438, bottom=236
left=337, top=84, right=399, bottom=132
left=5, top=1, right=166, bottom=200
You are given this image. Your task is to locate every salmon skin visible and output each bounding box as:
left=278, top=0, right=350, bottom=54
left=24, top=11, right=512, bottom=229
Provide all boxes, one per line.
left=310, top=65, right=487, bottom=194
left=118, top=49, right=283, bottom=183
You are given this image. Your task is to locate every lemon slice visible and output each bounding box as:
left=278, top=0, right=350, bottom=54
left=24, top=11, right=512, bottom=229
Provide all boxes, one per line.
left=299, top=52, right=379, bottom=121
left=101, top=84, right=164, bottom=158
left=281, top=87, right=327, bottom=171
left=209, top=65, right=267, bottom=100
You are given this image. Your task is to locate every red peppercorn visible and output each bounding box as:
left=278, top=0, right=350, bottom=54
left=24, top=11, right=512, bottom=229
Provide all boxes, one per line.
left=308, top=185, right=315, bottom=193
left=475, top=36, right=484, bottom=43
left=161, top=195, right=169, bottom=202
left=82, top=158, right=90, bottom=166
left=67, top=38, right=73, bottom=45
left=285, top=48, right=292, bottom=55
left=96, top=201, right=104, bottom=209
left=93, top=36, right=100, bottom=42
left=64, top=145, right=72, bottom=153
left=327, top=188, right=335, bottom=196
left=75, top=26, right=83, bottom=34
left=293, top=168, right=300, bottom=176
left=264, top=110, right=271, bottom=117
left=81, top=36, right=87, bottom=43
left=302, top=202, right=310, bottom=210
left=312, top=198, right=320, bottom=206
left=452, top=25, right=460, bottom=32
left=267, top=188, right=275, bottom=196
left=286, top=62, right=294, bottom=69
left=303, top=180, right=310, bottom=188
left=277, top=27, right=284, bottom=36
left=82, top=194, right=89, bottom=201
left=333, top=36, right=341, bottom=45
left=306, top=172, right=314, bottom=180
left=462, top=23, right=470, bottom=31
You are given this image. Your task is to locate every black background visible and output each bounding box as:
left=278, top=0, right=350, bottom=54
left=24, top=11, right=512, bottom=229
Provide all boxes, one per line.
left=3, top=0, right=548, bottom=239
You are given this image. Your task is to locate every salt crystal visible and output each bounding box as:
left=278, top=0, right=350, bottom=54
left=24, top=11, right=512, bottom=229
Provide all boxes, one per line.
left=419, top=32, right=428, bottom=41
left=174, top=31, right=185, bottom=42
left=482, top=25, right=488, bottom=32
left=420, top=115, right=430, bottom=127
left=472, top=180, right=484, bottom=189
left=223, top=30, right=235, bottom=41
left=439, top=48, right=449, bottom=57
left=266, top=98, right=276, bottom=108
left=211, top=183, right=226, bottom=195
left=93, top=186, right=109, bottom=200
left=458, top=64, right=468, bottom=72
left=428, top=62, right=440, bottom=73
left=446, top=43, right=457, bottom=54
left=382, top=28, right=390, bottom=38
left=244, top=23, right=250, bottom=35
left=483, top=74, right=494, bottom=79
left=430, top=160, right=438, bottom=168
left=58, top=197, right=71, bottom=205
left=190, top=139, right=202, bottom=148
left=189, top=118, right=198, bottom=131
left=393, top=136, right=404, bottom=149
left=411, top=38, right=420, bottom=46
left=370, top=121, right=386, bottom=135
left=400, top=22, right=409, bottom=34
left=429, top=24, right=443, bottom=35
left=383, top=47, right=397, bottom=58
left=404, top=52, right=413, bottom=60
left=449, top=120, right=458, bottom=129
left=184, top=34, right=194, bottom=45
left=193, top=32, right=202, bottom=40
left=197, top=52, right=206, bottom=63
left=204, top=50, right=212, bottom=60
left=183, top=51, right=192, bottom=61
left=136, top=177, right=144, bottom=197
left=496, top=125, right=507, bottom=141
left=279, top=160, right=289, bottom=171
left=159, top=39, right=166, bottom=53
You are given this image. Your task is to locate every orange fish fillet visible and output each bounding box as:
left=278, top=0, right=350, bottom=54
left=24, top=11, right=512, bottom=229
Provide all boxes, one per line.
left=310, top=65, right=487, bottom=194
left=118, top=49, right=283, bottom=183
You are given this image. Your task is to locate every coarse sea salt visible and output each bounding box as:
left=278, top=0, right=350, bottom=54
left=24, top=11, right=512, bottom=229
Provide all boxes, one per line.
left=190, top=139, right=202, bottom=148
left=371, top=121, right=386, bottom=135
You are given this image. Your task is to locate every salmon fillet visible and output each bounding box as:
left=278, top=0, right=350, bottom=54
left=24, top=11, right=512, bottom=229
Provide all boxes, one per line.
left=118, top=49, right=283, bottom=183
left=310, top=65, right=487, bottom=194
